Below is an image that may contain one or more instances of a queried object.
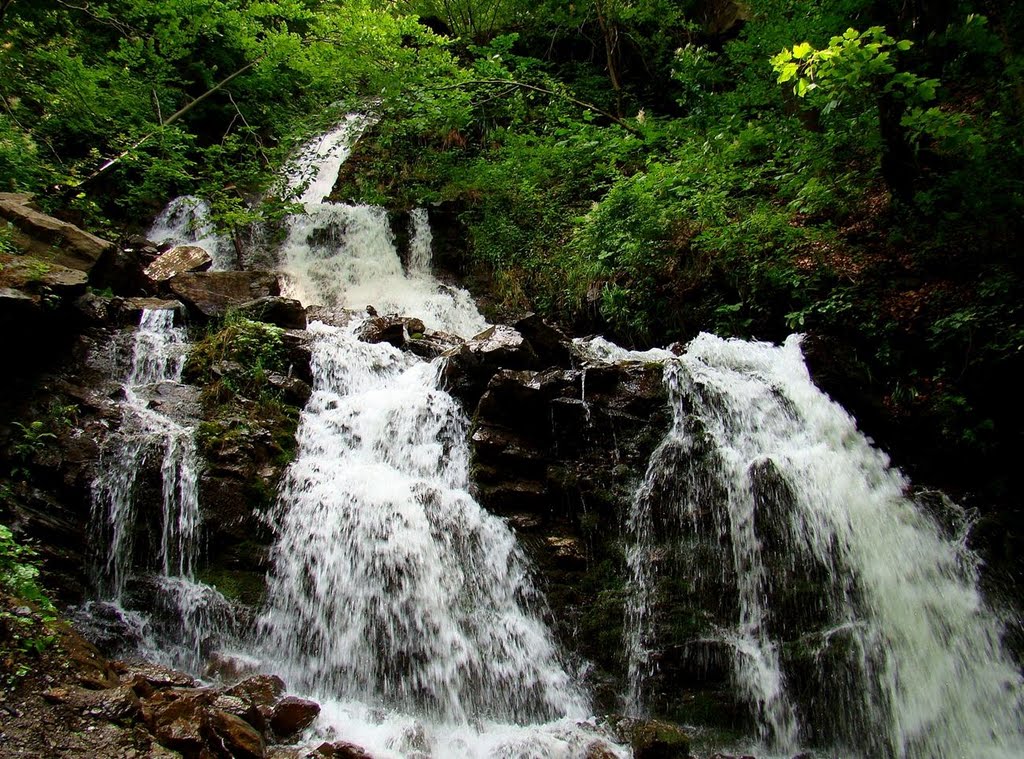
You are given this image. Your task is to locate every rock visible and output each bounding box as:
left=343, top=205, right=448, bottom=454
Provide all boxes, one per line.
left=0, top=286, right=39, bottom=321
left=42, top=685, right=142, bottom=722
left=74, top=291, right=114, bottom=324
left=226, top=674, right=287, bottom=710
left=112, top=660, right=199, bottom=691
left=0, top=192, right=113, bottom=271
left=0, top=254, right=89, bottom=296
left=207, top=708, right=267, bottom=758
left=141, top=689, right=212, bottom=753
left=270, top=695, right=321, bottom=736
left=143, top=245, right=213, bottom=282
left=205, top=652, right=264, bottom=684
left=406, top=317, right=426, bottom=336
left=357, top=315, right=407, bottom=347
left=116, top=297, right=185, bottom=325
left=266, top=372, right=313, bottom=406
left=584, top=742, right=620, bottom=759
left=236, top=296, right=308, bottom=330
left=306, top=305, right=355, bottom=328
left=515, top=312, right=573, bottom=368
left=612, top=717, right=691, bottom=759
left=306, top=741, right=375, bottom=758
left=281, top=329, right=314, bottom=384
left=212, top=693, right=267, bottom=732
left=169, top=271, right=281, bottom=318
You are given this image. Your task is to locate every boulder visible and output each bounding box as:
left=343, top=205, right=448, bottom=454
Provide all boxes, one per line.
left=0, top=192, right=113, bottom=271
left=42, top=685, right=142, bottom=723
left=306, top=742, right=375, bottom=759
left=266, top=372, right=312, bottom=406
left=208, top=708, right=267, bottom=759
left=226, top=674, right=287, bottom=711
left=143, top=245, right=213, bottom=282
left=281, top=329, right=314, bottom=384
left=611, top=718, right=691, bottom=759
left=115, top=297, right=185, bottom=326
left=235, top=295, right=307, bottom=330
left=141, top=689, right=213, bottom=752
left=212, top=693, right=267, bottom=732
left=169, top=271, right=281, bottom=318
left=270, top=695, right=321, bottom=736
left=0, top=286, right=39, bottom=321
left=515, top=312, right=573, bottom=368
left=357, top=315, right=407, bottom=347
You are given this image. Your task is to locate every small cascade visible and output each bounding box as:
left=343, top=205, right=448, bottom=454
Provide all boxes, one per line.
left=608, top=333, right=1024, bottom=758
left=252, top=122, right=609, bottom=757
left=407, top=207, right=433, bottom=276
left=148, top=195, right=233, bottom=270
left=89, top=308, right=227, bottom=670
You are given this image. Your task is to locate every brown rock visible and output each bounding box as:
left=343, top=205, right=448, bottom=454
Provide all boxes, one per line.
left=208, top=708, right=267, bottom=758
left=0, top=191, right=113, bottom=270
left=116, top=297, right=185, bottom=326
left=169, top=271, right=281, bottom=318
left=143, top=245, right=213, bottom=282
left=584, top=742, right=619, bottom=759
left=236, top=295, right=308, bottom=330
left=212, top=693, right=268, bottom=733
left=142, top=689, right=213, bottom=752
left=112, top=660, right=199, bottom=690
left=270, top=695, right=321, bottom=736
left=42, top=685, right=141, bottom=722
left=306, top=741, right=375, bottom=758
left=226, top=674, right=287, bottom=710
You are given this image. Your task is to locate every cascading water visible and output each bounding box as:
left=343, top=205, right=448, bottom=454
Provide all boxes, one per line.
left=88, top=308, right=229, bottom=669
left=254, top=123, right=614, bottom=757
left=608, top=332, right=1024, bottom=758
left=148, top=195, right=234, bottom=270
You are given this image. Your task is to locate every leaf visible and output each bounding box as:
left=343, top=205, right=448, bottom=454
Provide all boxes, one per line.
left=777, top=62, right=799, bottom=83
left=896, top=39, right=913, bottom=51
left=792, top=42, right=813, bottom=60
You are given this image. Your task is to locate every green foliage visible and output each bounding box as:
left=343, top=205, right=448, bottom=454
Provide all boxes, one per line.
left=0, top=524, right=54, bottom=613
left=185, top=313, right=285, bottom=397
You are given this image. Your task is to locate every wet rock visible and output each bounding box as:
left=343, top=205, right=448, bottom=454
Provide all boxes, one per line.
left=357, top=315, right=407, bottom=347
left=267, top=372, right=313, bottom=406
left=305, top=305, right=355, bottom=328
left=208, top=708, right=267, bottom=758
left=0, top=192, right=113, bottom=271
left=441, top=327, right=540, bottom=408
left=74, top=291, right=114, bottom=324
left=584, top=742, right=620, bottom=759
left=141, top=689, right=212, bottom=752
left=406, top=329, right=464, bottom=361
left=143, top=245, right=213, bottom=282
left=212, top=693, right=267, bottom=732
left=281, top=329, right=314, bottom=384
left=112, top=660, right=199, bottom=691
left=226, top=674, right=287, bottom=710
left=236, top=296, right=308, bottom=330
left=169, top=271, right=281, bottom=318
left=611, top=717, right=691, bottom=759
left=42, top=685, right=142, bottom=722
left=270, top=695, right=321, bottom=736
left=515, top=312, right=573, bottom=368
left=205, top=653, right=264, bottom=685
left=115, top=298, right=185, bottom=326
left=306, top=741, right=374, bottom=759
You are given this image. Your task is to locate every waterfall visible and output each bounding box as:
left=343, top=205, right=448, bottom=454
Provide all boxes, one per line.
left=254, top=123, right=609, bottom=757
left=148, top=195, right=233, bottom=270
left=609, top=332, right=1024, bottom=758
left=89, top=308, right=228, bottom=670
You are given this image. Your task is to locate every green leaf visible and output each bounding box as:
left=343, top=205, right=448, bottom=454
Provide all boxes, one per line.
left=896, top=39, right=913, bottom=51
left=792, top=42, right=813, bottom=60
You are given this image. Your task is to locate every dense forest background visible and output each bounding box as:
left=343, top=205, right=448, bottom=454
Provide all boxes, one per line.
left=1, top=0, right=1022, bottom=514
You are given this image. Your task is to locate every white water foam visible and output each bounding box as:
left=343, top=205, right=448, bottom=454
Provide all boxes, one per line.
left=148, top=195, right=234, bottom=271
left=254, top=123, right=616, bottom=757
left=617, top=332, right=1024, bottom=758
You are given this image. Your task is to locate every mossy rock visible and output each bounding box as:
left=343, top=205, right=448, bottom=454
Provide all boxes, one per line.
left=196, top=568, right=267, bottom=608
left=611, top=717, right=691, bottom=759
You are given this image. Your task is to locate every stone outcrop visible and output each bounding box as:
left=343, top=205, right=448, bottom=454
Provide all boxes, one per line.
left=235, top=295, right=308, bottom=330
left=0, top=192, right=113, bottom=272
left=143, top=244, right=214, bottom=282
left=169, top=271, right=281, bottom=318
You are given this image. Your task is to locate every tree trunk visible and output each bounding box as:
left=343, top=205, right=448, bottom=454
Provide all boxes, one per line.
left=594, top=0, right=623, bottom=118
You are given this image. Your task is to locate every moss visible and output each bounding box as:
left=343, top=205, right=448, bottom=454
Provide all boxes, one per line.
left=196, top=568, right=267, bottom=608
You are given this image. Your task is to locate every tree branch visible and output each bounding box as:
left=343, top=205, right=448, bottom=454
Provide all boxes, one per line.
left=73, top=56, right=264, bottom=188
left=433, top=79, right=642, bottom=136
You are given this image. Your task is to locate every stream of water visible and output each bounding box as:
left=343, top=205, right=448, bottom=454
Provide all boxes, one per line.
left=596, top=333, right=1024, bottom=759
